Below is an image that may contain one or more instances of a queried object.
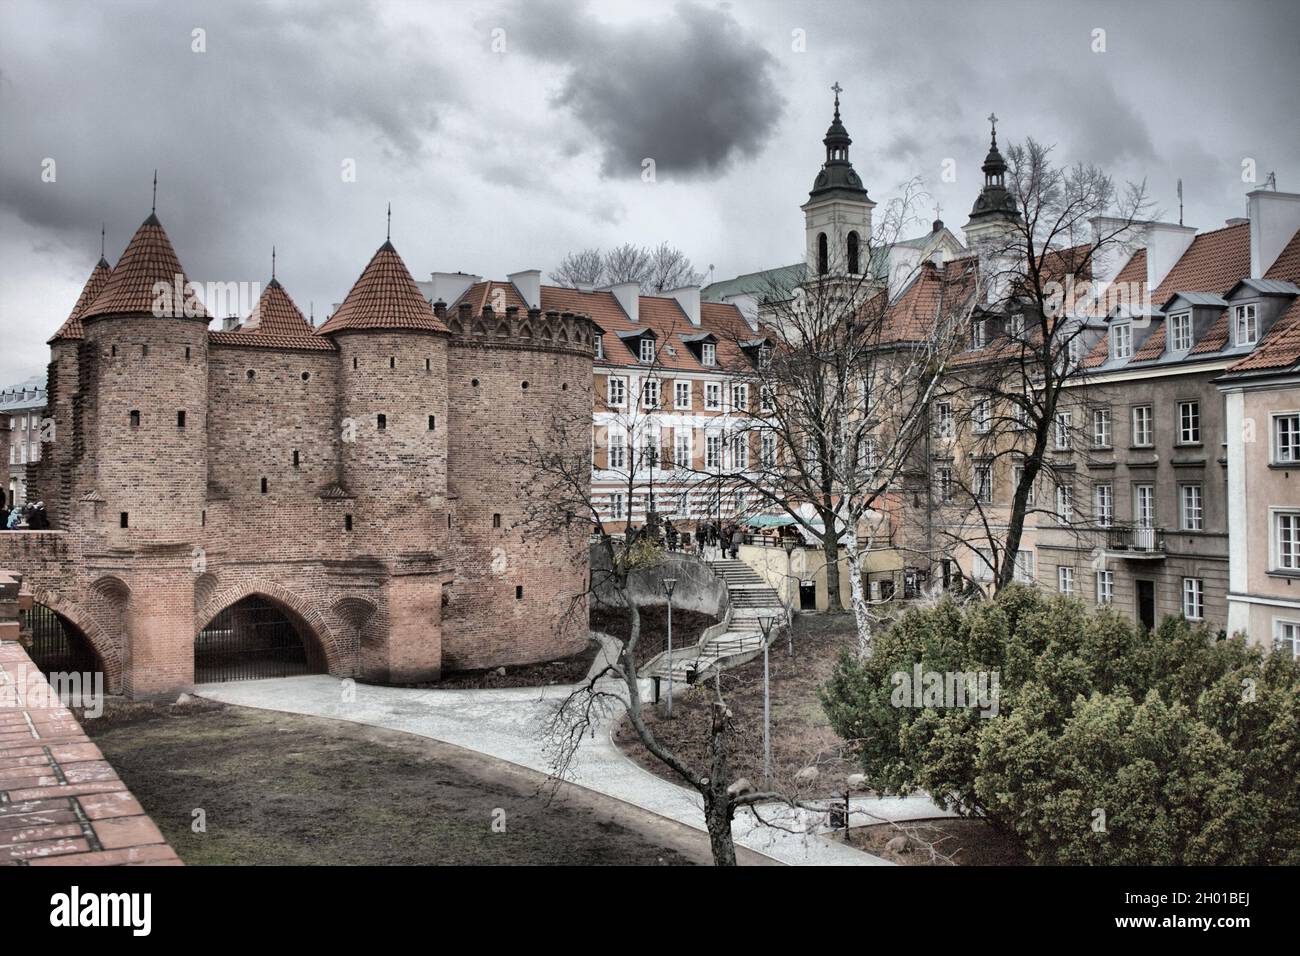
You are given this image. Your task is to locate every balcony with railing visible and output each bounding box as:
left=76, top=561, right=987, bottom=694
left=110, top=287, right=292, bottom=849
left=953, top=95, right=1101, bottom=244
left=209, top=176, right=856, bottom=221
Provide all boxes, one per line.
left=1104, top=523, right=1166, bottom=558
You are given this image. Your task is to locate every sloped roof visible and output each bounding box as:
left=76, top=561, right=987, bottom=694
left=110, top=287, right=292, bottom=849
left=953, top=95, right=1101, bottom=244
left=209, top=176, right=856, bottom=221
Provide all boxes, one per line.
left=48, top=257, right=112, bottom=343
left=1227, top=298, right=1300, bottom=372
left=318, top=240, right=448, bottom=335
left=82, top=213, right=210, bottom=319
left=1151, top=222, right=1250, bottom=303
left=1264, top=227, right=1300, bottom=282
left=208, top=278, right=334, bottom=351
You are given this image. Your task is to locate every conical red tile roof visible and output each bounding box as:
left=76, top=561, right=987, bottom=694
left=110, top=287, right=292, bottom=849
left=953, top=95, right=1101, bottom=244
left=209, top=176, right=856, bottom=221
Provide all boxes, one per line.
left=208, top=276, right=335, bottom=351
left=318, top=240, right=447, bottom=335
left=82, top=213, right=210, bottom=320
left=48, top=256, right=112, bottom=343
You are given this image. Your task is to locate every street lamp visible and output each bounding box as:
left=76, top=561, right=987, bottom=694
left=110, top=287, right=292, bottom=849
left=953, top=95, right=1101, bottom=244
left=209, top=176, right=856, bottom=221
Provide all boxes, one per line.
left=757, top=613, right=775, bottom=790
left=782, top=537, right=796, bottom=656
left=662, top=577, right=677, bottom=717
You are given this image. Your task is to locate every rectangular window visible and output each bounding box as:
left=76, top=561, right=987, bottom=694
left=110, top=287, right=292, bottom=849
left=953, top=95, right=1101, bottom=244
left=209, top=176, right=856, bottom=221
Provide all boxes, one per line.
left=674, top=381, right=692, bottom=409
left=292, top=449, right=300, bottom=468
left=1009, top=313, right=1025, bottom=338
left=1182, top=577, right=1204, bottom=620
left=610, top=493, right=625, bottom=520
left=607, top=430, right=626, bottom=470
left=607, top=376, right=626, bottom=407
left=1275, top=620, right=1300, bottom=660
left=1014, top=550, right=1036, bottom=584
left=1055, top=483, right=1073, bottom=522
left=177, top=410, right=186, bottom=428
left=344, top=514, right=353, bottom=531
left=129, top=410, right=140, bottom=427
left=642, top=378, right=660, bottom=409
left=639, top=337, right=655, bottom=363
left=936, top=401, right=954, bottom=438
left=1091, top=407, right=1111, bottom=448
left=1169, top=311, right=1192, bottom=352
left=120, top=512, right=129, bottom=528
left=731, top=383, right=748, bottom=412
left=1094, top=483, right=1113, bottom=528
left=1012, top=463, right=1035, bottom=505
left=1012, top=401, right=1031, bottom=431
left=594, top=334, right=604, bottom=360
left=1234, top=303, right=1258, bottom=346
left=1096, top=569, right=1114, bottom=604
left=493, top=513, right=502, bottom=528
left=428, top=415, right=436, bottom=430
left=1131, top=405, right=1153, bottom=447
left=1274, top=413, right=1300, bottom=464
left=701, top=342, right=716, bottom=366
left=705, top=433, right=722, bottom=469
left=760, top=430, right=776, bottom=468
left=377, top=414, right=386, bottom=431
left=1054, top=410, right=1072, bottom=450
left=936, top=465, right=953, bottom=502
left=972, top=399, right=991, bottom=434
left=1180, top=484, right=1203, bottom=531
left=759, top=386, right=774, bottom=413
left=674, top=429, right=692, bottom=468
left=731, top=432, right=749, bottom=469
left=974, top=464, right=992, bottom=504
left=1178, top=401, right=1200, bottom=444
left=1057, top=566, right=1074, bottom=595
left=971, top=548, right=993, bottom=582
left=639, top=430, right=659, bottom=468
left=704, top=382, right=722, bottom=410
left=1135, top=484, right=1155, bottom=528
left=1275, top=511, right=1300, bottom=571
left=1111, top=322, right=1133, bottom=359
left=971, top=318, right=987, bottom=350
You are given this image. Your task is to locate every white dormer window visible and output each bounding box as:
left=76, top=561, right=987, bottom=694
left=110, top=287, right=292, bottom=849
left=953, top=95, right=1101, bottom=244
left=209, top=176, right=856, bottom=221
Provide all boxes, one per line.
left=971, top=318, right=987, bottom=350
left=702, top=342, right=716, bottom=366
left=757, top=345, right=771, bottom=369
left=1168, top=312, right=1192, bottom=352
left=639, top=337, right=656, bottom=363
left=1234, top=303, right=1258, bottom=346
left=1009, top=313, right=1025, bottom=338
left=1111, top=322, right=1133, bottom=359
left=594, top=333, right=604, bottom=360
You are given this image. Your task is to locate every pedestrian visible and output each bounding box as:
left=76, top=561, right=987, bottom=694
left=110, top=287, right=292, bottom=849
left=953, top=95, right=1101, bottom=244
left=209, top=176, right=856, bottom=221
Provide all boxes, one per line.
left=7, top=505, right=24, bottom=529
left=694, top=523, right=706, bottom=553
left=0, top=503, right=8, bottom=530
left=665, top=519, right=678, bottom=552
left=730, top=526, right=743, bottom=560
left=27, top=501, right=49, bottom=530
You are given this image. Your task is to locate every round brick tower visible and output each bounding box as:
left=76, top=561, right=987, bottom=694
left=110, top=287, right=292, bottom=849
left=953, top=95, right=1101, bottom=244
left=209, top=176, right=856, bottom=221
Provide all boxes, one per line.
left=77, top=212, right=210, bottom=543
left=441, top=297, right=596, bottom=671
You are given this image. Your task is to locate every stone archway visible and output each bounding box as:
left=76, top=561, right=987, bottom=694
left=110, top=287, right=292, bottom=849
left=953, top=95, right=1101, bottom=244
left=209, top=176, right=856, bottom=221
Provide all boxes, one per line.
left=195, top=581, right=342, bottom=677
left=29, top=590, right=123, bottom=693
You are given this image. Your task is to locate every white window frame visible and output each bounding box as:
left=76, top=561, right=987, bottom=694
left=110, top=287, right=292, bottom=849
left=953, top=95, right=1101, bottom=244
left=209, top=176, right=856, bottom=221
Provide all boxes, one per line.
left=971, top=318, right=987, bottom=350
left=1234, top=303, right=1258, bottom=346
left=1182, top=577, right=1205, bottom=620
left=974, top=464, right=992, bottom=504
left=1178, top=400, right=1200, bottom=444
left=594, top=333, right=605, bottom=360
left=730, top=383, right=748, bottom=413
left=731, top=431, right=749, bottom=469
left=1057, top=566, right=1074, bottom=595
left=1272, top=412, right=1300, bottom=464
left=609, top=492, right=624, bottom=520
left=607, top=429, right=626, bottom=470
left=1092, top=406, right=1111, bottom=448
left=936, top=465, right=953, bottom=502
left=705, top=432, right=722, bottom=469
left=971, top=548, right=994, bottom=582
left=1111, top=322, right=1133, bottom=359
left=642, top=378, right=660, bottom=409
left=936, top=401, right=954, bottom=438
left=1179, top=483, right=1203, bottom=531
left=1135, top=484, right=1155, bottom=528
left=972, top=399, right=991, bottom=434
left=1094, top=483, right=1113, bottom=528
left=1014, top=550, right=1036, bottom=584
left=639, top=337, right=656, bottom=363
left=1131, top=405, right=1153, bottom=447
left=1012, top=463, right=1035, bottom=505
left=1096, top=569, right=1113, bottom=604
left=760, top=430, right=776, bottom=468
left=1054, top=410, right=1073, bottom=450
left=704, top=382, right=722, bottom=411
left=1168, top=311, right=1192, bottom=352
left=607, top=376, right=627, bottom=408
left=701, top=342, right=716, bottom=367
left=1275, top=619, right=1300, bottom=660
left=674, top=381, right=692, bottom=410
left=674, top=428, right=692, bottom=468
left=1055, top=483, right=1073, bottom=522
left=1272, top=509, right=1300, bottom=572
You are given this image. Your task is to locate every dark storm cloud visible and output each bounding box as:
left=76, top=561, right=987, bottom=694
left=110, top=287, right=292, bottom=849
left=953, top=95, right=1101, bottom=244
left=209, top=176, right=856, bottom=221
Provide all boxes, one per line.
left=506, top=0, right=785, bottom=178
left=0, top=0, right=452, bottom=264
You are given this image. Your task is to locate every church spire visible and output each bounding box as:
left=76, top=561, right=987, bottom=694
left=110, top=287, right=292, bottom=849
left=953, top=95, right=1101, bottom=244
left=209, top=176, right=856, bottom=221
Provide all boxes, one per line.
left=807, top=82, right=869, bottom=202
left=964, top=111, right=1021, bottom=245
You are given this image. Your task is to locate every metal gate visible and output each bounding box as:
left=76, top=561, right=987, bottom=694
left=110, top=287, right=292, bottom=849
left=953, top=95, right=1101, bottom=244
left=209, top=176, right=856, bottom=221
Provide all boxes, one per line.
left=195, top=596, right=325, bottom=682
left=21, top=604, right=101, bottom=678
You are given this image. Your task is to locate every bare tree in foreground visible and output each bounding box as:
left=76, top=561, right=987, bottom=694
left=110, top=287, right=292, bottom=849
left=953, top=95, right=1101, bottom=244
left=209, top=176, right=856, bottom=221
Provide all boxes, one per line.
left=550, top=242, right=705, bottom=295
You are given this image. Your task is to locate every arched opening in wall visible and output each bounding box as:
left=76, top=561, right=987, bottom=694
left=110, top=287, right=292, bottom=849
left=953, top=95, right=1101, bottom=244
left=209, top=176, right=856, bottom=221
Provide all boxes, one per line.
left=817, top=232, right=828, bottom=275
left=847, top=230, right=860, bottom=275
left=21, top=603, right=103, bottom=679
left=195, top=595, right=326, bottom=682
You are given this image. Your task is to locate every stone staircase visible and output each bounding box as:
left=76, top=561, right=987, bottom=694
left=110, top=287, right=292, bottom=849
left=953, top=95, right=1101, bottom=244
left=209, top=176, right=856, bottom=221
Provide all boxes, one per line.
left=642, top=558, right=786, bottom=684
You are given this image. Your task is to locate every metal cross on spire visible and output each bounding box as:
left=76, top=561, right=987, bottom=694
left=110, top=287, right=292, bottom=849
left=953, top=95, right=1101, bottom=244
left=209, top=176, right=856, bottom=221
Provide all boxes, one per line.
left=831, top=81, right=843, bottom=112
left=988, top=112, right=999, bottom=144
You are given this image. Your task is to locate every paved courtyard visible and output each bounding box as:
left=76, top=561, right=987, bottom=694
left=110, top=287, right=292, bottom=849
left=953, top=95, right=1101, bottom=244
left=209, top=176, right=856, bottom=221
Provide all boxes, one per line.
left=196, top=672, right=947, bottom=866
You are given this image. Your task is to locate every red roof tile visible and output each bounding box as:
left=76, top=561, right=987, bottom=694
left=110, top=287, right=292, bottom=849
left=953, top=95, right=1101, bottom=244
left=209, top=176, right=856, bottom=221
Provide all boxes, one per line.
left=1131, top=317, right=1167, bottom=361
left=48, top=257, right=112, bottom=343
left=1151, top=222, right=1250, bottom=303
left=1229, top=298, right=1300, bottom=372
left=242, top=278, right=315, bottom=338
left=82, top=213, right=210, bottom=320
left=1263, top=228, right=1300, bottom=283
left=318, top=241, right=448, bottom=335
left=1189, top=311, right=1230, bottom=355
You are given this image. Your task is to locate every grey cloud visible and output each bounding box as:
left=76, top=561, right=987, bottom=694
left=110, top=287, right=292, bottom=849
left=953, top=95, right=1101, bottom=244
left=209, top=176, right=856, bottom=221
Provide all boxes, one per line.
left=508, top=0, right=785, bottom=178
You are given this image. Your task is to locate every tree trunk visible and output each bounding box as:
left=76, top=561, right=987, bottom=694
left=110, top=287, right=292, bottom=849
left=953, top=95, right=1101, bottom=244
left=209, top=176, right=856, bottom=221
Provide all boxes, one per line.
left=843, top=525, right=872, bottom=658
left=703, top=790, right=738, bottom=866
left=820, top=515, right=843, bottom=611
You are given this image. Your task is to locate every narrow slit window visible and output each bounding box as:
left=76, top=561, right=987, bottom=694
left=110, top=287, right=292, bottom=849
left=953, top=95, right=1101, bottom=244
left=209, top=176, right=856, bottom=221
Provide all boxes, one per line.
left=129, top=410, right=140, bottom=427
left=344, top=514, right=353, bottom=531
left=428, top=415, right=436, bottom=430
left=377, top=414, right=387, bottom=431
left=185, top=346, right=191, bottom=360
left=353, top=357, right=358, bottom=369
left=515, top=585, right=523, bottom=600
left=260, top=477, right=268, bottom=494
left=493, top=513, right=502, bottom=528
left=390, top=357, right=396, bottom=369
left=120, top=512, right=129, bottom=528
left=201, top=510, right=206, bottom=527
left=177, top=410, right=186, bottom=428
left=292, top=449, right=300, bottom=468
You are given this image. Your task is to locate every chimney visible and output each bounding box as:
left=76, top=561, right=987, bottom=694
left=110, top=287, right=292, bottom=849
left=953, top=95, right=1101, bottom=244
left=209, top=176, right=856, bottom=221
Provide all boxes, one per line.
left=1144, top=221, right=1197, bottom=296
left=667, top=285, right=701, bottom=327
left=1089, top=216, right=1151, bottom=287
left=1247, top=189, right=1300, bottom=278
left=722, top=292, right=759, bottom=332
left=221, top=315, right=240, bottom=332
left=421, top=272, right=481, bottom=309
left=507, top=269, right=541, bottom=309
left=599, top=281, right=640, bottom=323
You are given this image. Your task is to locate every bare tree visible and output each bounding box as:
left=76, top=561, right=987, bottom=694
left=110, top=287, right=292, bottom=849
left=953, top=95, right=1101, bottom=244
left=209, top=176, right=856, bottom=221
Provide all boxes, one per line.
left=644, top=241, right=706, bottom=293
left=550, top=247, right=604, bottom=288
left=926, top=138, right=1152, bottom=592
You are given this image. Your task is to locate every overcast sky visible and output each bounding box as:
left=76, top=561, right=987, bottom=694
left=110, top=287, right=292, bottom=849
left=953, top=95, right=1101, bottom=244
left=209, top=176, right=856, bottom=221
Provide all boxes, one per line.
left=2, top=0, right=1297, bottom=384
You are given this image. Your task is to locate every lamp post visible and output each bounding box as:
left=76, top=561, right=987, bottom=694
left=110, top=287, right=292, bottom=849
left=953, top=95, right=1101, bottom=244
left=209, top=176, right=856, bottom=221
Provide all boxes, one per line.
left=662, top=577, right=677, bottom=717
left=757, top=614, right=775, bottom=790
left=782, top=538, right=796, bottom=656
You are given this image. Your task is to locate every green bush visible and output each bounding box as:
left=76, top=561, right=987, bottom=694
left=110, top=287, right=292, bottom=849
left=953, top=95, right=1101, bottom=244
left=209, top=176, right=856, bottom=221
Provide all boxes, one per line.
left=819, top=585, right=1300, bottom=864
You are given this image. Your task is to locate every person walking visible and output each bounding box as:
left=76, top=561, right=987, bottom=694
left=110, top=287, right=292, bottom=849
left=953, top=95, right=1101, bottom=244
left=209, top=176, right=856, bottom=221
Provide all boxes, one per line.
left=665, top=519, right=678, bottom=552
left=730, top=525, right=743, bottom=560
left=27, top=501, right=49, bottom=530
